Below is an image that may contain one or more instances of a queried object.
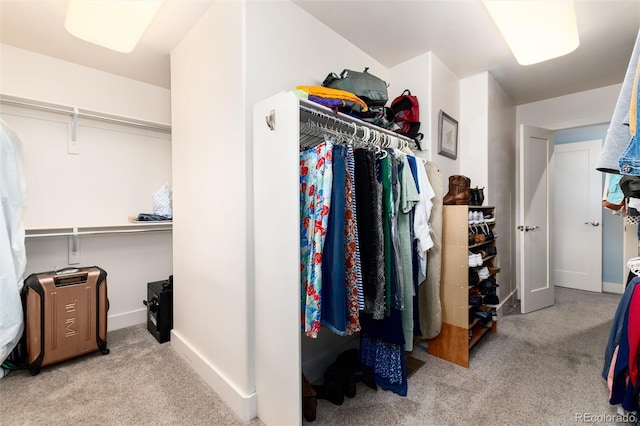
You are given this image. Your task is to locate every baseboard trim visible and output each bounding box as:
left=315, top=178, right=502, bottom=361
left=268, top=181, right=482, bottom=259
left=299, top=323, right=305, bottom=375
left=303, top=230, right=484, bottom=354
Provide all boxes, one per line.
left=495, top=288, right=519, bottom=316
left=108, top=308, right=146, bottom=332
left=170, top=329, right=257, bottom=422
left=603, top=281, right=624, bottom=294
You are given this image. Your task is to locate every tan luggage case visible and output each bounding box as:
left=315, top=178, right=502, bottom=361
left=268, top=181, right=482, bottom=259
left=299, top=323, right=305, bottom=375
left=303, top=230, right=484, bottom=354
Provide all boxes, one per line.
left=23, top=266, right=109, bottom=375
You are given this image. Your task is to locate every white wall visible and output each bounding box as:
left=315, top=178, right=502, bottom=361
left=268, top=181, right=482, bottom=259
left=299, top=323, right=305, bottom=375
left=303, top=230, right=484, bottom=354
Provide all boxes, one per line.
left=389, top=52, right=431, bottom=158
left=1, top=44, right=173, bottom=332
left=389, top=52, right=461, bottom=192
left=516, top=83, right=621, bottom=130
left=245, top=1, right=388, bottom=108
left=170, top=0, right=254, bottom=421
left=428, top=53, right=462, bottom=185
left=0, top=44, right=170, bottom=125
left=460, top=73, right=489, bottom=189
left=458, top=71, right=516, bottom=308
left=487, top=75, right=516, bottom=304
left=170, top=0, right=392, bottom=421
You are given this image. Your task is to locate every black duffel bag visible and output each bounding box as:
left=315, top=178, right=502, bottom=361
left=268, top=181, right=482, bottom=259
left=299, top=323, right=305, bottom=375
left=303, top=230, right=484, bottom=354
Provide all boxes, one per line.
left=322, top=68, right=388, bottom=107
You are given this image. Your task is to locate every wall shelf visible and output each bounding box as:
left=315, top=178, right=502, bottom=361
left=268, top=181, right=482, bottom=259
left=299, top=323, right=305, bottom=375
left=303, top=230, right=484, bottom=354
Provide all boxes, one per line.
left=25, top=222, right=172, bottom=239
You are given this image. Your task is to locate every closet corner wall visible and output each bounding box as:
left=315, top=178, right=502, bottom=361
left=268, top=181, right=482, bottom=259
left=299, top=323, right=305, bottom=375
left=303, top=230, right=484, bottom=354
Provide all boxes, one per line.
left=253, top=92, right=302, bottom=426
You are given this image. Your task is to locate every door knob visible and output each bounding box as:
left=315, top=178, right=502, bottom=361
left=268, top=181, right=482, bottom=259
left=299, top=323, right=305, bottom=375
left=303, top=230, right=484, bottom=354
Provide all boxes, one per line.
left=584, top=221, right=600, bottom=227
left=517, top=225, right=540, bottom=232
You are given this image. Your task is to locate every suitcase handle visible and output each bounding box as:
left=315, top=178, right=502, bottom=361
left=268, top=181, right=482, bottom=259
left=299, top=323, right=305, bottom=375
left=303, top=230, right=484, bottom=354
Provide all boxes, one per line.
left=54, top=273, right=88, bottom=287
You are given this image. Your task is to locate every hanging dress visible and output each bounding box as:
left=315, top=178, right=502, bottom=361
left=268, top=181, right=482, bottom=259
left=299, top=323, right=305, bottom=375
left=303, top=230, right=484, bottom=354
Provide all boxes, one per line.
left=354, top=149, right=386, bottom=320
left=346, top=146, right=365, bottom=312
left=321, top=143, right=348, bottom=336
left=300, top=141, right=333, bottom=338
left=344, top=145, right=361, bottom=335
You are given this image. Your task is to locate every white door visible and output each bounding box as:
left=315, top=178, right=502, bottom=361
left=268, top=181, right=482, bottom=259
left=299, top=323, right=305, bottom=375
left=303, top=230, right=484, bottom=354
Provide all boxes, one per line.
left=553, top=140, right=602, bottom=292
left=517, top=125, right=555, bottom=314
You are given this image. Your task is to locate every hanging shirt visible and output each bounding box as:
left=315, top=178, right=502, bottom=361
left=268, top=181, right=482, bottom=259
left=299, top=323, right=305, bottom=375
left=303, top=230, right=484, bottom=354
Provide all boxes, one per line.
left=411, top=154, right=435, bottom=284
left=398, top=155, right=420, bottom=351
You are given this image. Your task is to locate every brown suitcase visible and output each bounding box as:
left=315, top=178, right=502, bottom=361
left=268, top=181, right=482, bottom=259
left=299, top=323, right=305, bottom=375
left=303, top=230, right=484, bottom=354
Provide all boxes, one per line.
left=24, top=266, right=109, bottom=375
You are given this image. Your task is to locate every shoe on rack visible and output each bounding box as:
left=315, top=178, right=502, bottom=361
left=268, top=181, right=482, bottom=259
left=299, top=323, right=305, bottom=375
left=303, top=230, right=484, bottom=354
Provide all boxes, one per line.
left=479, top=276, right=498, bottom=288
left=477, top=187, right=485, bottom=206
left=468, top=252, right=479, bottom=267
left=469, top=269, right=480, bottom=287
left=477, top=267, right=490, bottom=280
left=469, top=188, right=479, bottom=206
left=443, top=175, right=471, bottom=205
left=471, top=309, right=492, bottom=321
left=483, top=294, right=500, bottom=306
left=469, top=295, right=483, bottom=307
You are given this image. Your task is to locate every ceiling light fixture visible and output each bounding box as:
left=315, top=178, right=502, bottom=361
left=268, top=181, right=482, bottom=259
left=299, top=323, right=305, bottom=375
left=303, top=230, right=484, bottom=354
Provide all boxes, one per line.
left=65, top=0, right=164, bottom=54
left=482, top=0, right=580, bottom=66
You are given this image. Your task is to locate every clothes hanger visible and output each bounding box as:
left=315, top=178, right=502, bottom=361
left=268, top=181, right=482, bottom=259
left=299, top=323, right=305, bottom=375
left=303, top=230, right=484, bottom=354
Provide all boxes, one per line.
left=627, top=256, right=640, bottom=275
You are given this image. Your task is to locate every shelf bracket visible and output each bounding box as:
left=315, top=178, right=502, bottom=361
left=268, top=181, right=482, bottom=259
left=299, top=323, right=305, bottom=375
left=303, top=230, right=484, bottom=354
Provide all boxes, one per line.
left=68, top=227, right=80, bottom=265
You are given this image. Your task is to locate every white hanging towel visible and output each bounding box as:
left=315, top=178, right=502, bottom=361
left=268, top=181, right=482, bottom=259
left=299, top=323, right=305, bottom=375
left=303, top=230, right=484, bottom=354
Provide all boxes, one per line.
left=0, top=120, right=27, bottom=367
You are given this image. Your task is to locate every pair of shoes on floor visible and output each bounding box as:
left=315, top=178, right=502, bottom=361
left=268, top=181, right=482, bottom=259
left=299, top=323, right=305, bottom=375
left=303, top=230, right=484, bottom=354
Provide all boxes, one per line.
left=302, top=374, right=317, bottom=422
left=312, top=348, right=377, bottom=406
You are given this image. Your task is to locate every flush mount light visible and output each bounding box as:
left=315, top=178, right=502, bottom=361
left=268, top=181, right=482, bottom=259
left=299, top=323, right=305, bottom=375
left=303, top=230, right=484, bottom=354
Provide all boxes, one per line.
left=483, top=0, right=580, bottom=66
left=65, top=0, right=163, bottom=53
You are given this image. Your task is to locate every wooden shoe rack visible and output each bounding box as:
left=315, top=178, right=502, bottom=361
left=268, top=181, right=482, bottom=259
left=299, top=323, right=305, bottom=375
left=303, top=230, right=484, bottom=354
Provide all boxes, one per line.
left=427, top=205, right=498, bottom=368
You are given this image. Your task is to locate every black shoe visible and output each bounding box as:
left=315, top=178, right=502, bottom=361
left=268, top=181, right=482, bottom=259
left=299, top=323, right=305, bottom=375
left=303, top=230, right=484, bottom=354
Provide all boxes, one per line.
left=469, top=188, right=479, bottom=206
left=343, top=373, right=357, bottom=398
left=484, top=294, right=500, bottom=305
left=472, top=310, right=492, bottom=321
left=355, top=364, right=377, bottom=390
left=469, top=295, right=483, bottom=307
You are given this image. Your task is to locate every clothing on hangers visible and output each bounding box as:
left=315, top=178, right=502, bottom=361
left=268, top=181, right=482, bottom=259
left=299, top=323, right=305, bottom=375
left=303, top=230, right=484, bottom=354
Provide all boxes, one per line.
left=297, top=105, right=438, bottom=397
left=603, top=276, right=640, bottom=413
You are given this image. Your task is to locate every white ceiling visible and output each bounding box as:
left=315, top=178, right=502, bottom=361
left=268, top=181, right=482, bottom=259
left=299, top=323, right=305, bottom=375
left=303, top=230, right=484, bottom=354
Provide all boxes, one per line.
left=1, top=0, right=638, bottom=105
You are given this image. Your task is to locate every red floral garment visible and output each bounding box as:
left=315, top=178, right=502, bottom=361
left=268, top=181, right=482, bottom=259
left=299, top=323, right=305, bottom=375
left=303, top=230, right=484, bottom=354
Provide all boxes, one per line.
left=300, top=141, right=333, bottom=338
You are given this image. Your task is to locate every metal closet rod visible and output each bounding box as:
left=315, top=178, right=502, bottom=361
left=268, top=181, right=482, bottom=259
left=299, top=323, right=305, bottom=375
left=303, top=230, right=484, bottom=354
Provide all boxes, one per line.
left=26, top=227, right=173, bottom=239
left=0, top=95, right=172, bottom=134
left=298, top=99, right=422, bottom=150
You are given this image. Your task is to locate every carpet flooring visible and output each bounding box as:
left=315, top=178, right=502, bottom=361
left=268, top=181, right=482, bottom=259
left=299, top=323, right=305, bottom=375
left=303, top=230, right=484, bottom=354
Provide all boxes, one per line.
left=0, top=287, right=629, bottom=425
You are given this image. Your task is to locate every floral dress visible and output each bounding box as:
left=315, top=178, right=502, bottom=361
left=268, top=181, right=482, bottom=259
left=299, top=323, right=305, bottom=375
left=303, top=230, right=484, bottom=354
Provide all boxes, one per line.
left=300, top=141, right=333, bottom=338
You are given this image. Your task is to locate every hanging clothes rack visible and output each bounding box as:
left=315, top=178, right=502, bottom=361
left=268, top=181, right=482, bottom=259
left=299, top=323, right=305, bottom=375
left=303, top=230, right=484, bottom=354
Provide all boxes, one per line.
left=294, top=98, right=424, bottom=152
left=0, top=94, right=171, bottom=134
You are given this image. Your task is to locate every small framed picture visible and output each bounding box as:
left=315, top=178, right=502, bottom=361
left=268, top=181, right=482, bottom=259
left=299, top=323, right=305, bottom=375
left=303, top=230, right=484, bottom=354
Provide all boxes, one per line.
left=438, top=110, right=458, bottom=160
